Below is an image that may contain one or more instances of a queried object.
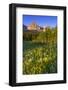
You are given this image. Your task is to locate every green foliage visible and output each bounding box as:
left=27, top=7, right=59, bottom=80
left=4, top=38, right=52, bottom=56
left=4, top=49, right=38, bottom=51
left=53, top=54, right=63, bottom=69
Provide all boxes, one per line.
left=23, top=27, right=57, bottom=45
left=23, top=42, right=57, bottom=74
left=23, top=27, right=57, bottom=74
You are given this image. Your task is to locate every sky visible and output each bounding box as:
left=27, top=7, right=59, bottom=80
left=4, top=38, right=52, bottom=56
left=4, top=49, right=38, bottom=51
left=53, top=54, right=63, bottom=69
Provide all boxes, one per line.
left=23, top=15, right=57, bottom=28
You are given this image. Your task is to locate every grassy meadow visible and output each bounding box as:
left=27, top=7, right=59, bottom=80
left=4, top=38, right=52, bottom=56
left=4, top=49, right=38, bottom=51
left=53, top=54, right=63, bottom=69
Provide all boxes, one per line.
left=23, top=27, right=57, bottom=75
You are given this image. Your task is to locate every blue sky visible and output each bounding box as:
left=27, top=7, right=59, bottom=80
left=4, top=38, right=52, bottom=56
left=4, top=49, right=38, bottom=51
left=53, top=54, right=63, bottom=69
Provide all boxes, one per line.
left=23, top=15, right=57, bottom=27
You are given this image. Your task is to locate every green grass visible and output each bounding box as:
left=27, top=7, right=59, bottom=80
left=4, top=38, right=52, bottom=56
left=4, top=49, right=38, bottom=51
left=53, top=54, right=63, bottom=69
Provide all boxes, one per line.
left=23, top=41, right=46, bottom=51
left=23, top=41, right=57, bottom=75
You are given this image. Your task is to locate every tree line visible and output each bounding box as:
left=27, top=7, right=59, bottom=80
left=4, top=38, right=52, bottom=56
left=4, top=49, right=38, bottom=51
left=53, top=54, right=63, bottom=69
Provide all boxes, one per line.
left=23, top=26, right=57, bottom=44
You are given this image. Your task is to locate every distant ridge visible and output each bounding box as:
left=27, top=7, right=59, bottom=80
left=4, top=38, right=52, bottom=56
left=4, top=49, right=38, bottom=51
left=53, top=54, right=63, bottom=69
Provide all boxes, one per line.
left=23, top=22, right=44, bottom=31
left=23, top=22, right=57, bottom=32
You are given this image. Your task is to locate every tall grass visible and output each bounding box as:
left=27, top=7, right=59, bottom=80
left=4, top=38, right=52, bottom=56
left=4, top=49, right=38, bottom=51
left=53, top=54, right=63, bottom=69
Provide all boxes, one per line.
left=23, top=42, right=57, bottom=74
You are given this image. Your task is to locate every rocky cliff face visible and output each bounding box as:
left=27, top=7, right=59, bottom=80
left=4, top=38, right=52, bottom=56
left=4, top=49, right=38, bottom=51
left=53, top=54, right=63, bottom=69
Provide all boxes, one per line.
left=23, top=22, right=47, bottom=32
left=27, top=22, right=43, bottom=31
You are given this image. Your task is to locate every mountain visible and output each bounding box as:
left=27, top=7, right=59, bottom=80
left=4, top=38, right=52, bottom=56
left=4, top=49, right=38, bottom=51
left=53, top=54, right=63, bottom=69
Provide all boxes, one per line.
left=27, top=22, right=43, bottom=31
left=23, top=22, right=44, bottom=31
left=23, top=22, right=57, bottom=32
left=23, top=24, right=27, bottom=30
